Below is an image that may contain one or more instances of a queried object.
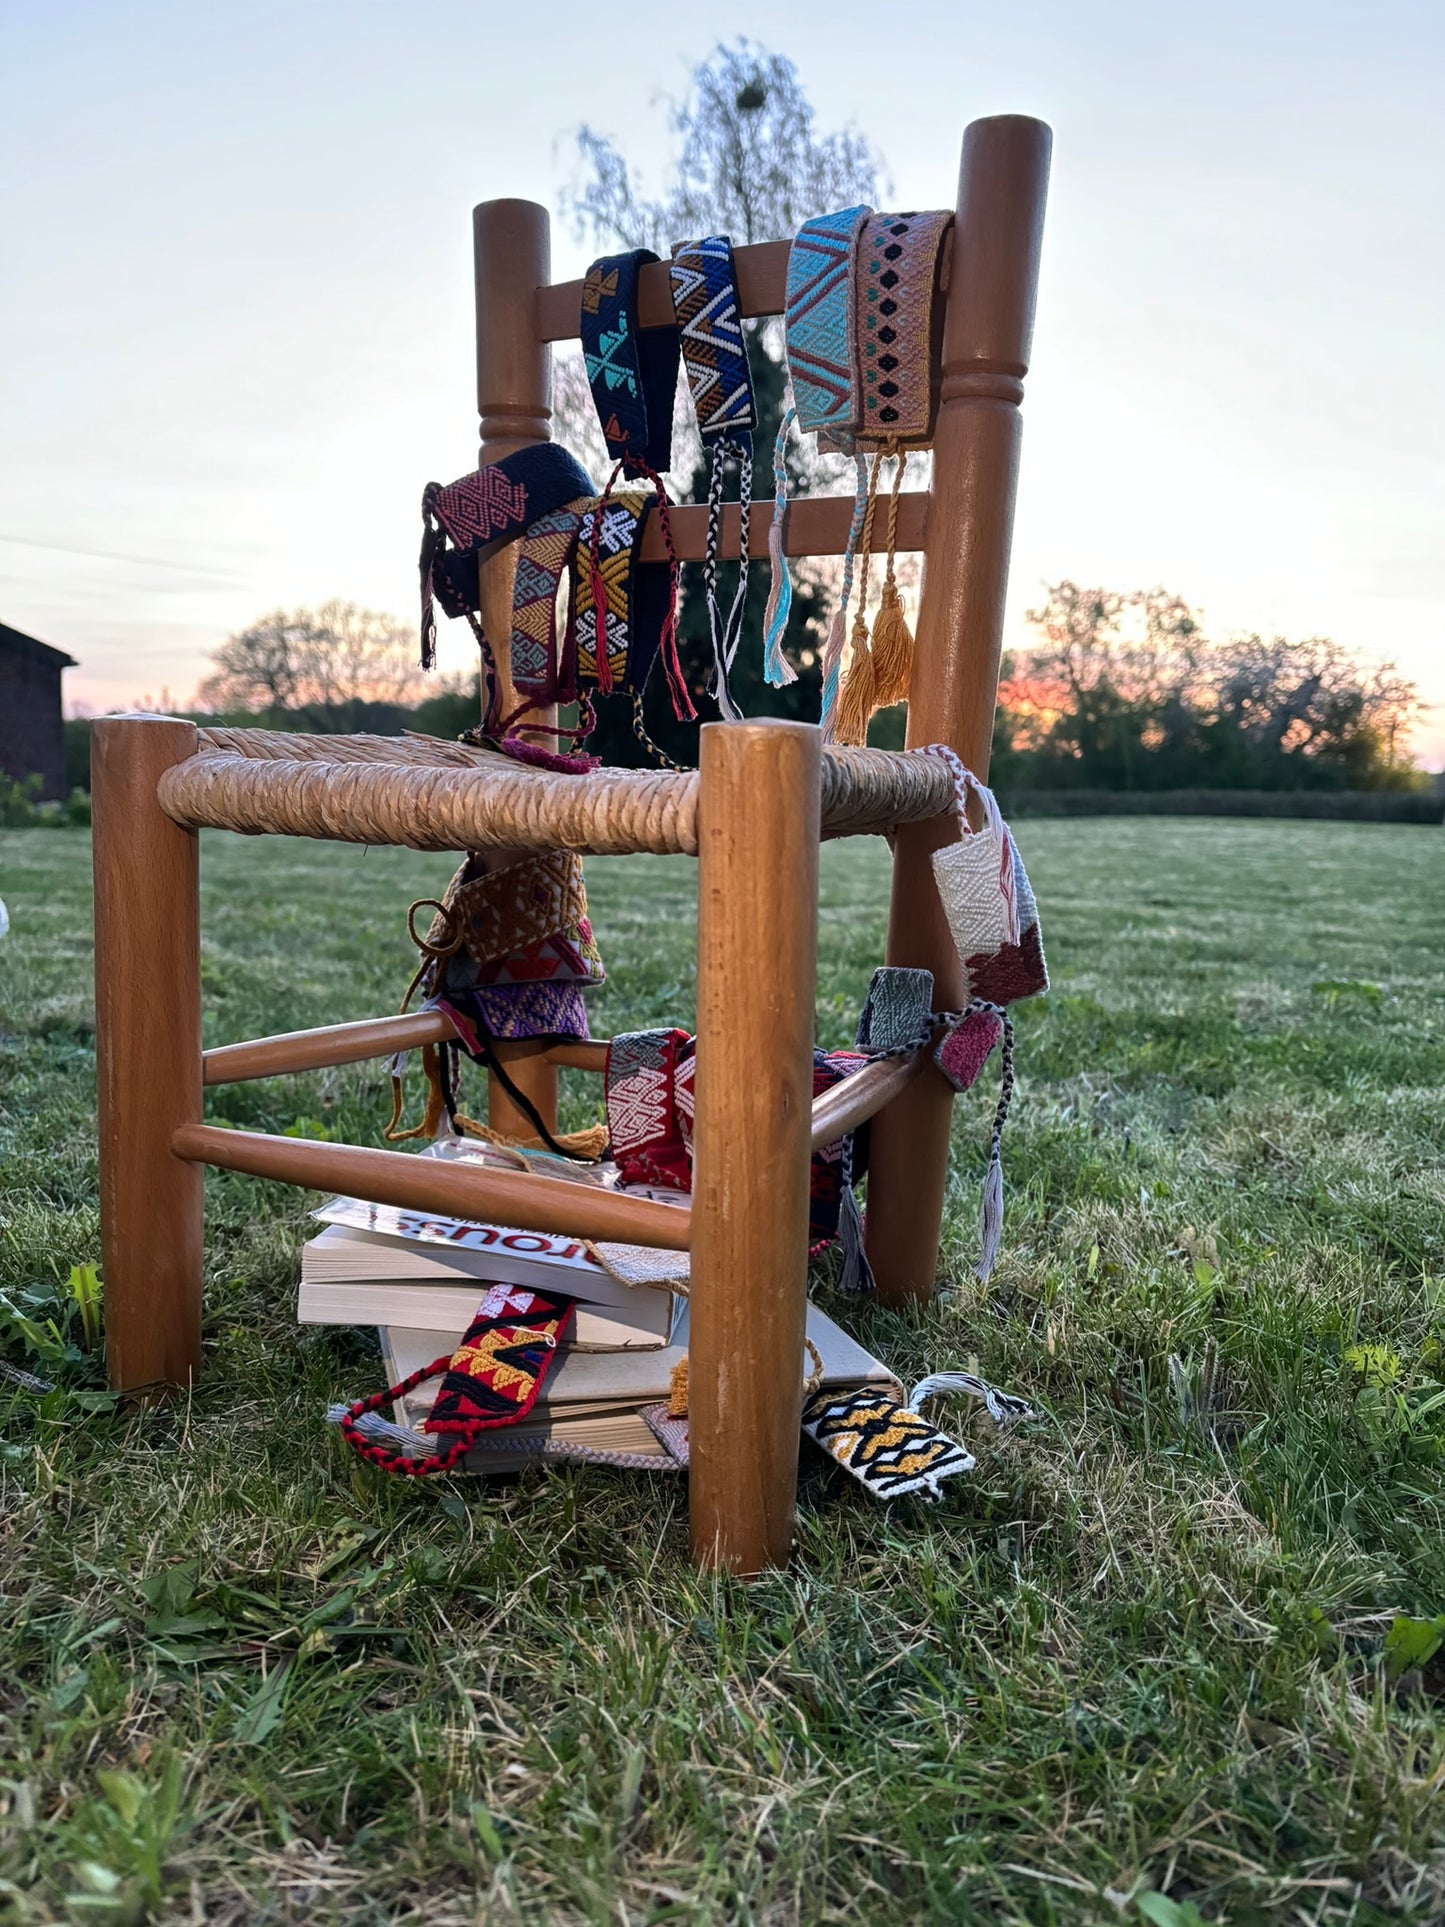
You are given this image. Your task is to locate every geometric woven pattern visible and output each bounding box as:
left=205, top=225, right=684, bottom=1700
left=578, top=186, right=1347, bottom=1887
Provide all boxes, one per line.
left=427, top=1285, right=575, bottom=1433
left=933, top=1003, right=1003, bottom=1093
left=580, top=251, right=680, bottom=470
left=571, top=490, right=652, bottom=692
left=425, top=850, right=589, bottom=969
left=853, top=210, right=951, bottom=449
left=854, top=965, right=934, bottom=1052
left=426, top=446, right=594, bottom=558
left=605, top=1027, right=694, bottom=1191
left=511, top=495, right=592, bottom=703
left=958, top=841, right=1048, bottom=1006
left=932, top=825, right=1016, bottom=956
left=669, top=236, right=755, bottom=441
left=784, top=205, right=870, bottom=441
left=919, top=747, right=1047, bottom=1006
left=801, top=1385, right=975, bottom=1499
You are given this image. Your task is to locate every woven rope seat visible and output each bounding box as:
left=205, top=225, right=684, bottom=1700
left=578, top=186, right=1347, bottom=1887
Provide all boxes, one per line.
left=156, top=727, right=956, bottom=856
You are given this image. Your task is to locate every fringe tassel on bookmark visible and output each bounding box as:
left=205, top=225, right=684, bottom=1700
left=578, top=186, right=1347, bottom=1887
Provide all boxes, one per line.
left=834, top=1140, right=876, bottom=1294
left=702, top=438, right=746, bottom=719
left=976, top=1014, right=1015, bottom=1281
left=326, top=1404, right=429, bottom=1454
left=762, top=407, right=796, bottom=688
left=905, top=1371, right=1037, bottom=1427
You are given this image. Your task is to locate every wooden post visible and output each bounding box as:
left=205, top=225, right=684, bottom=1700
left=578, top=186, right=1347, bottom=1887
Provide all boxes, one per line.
left=865, top=116, right=1051, bottom=1306
left=474, top=196, right=554, bottom=721
left=689, top=721, right=820, bottom=1574
left=473, top=196, right=561, bottom=1136
left=92, top=716, right=205, bottom=1394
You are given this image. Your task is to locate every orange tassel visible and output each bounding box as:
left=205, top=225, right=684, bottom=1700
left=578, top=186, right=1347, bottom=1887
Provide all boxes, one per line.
left=869, top=575, right=914, bottom=708
left=869, top=450, right=914, bottom=708
left=832, top=616, right=876, bottom=747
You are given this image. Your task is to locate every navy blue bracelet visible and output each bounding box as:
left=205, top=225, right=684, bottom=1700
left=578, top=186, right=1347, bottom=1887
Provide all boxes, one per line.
left=581, top=251, right=680, bottom=474
left=419, top=443, right=595, bottom=668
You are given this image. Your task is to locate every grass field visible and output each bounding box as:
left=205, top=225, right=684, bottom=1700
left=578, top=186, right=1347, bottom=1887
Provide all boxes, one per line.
left=2, top=816, right=1444, bottom=1925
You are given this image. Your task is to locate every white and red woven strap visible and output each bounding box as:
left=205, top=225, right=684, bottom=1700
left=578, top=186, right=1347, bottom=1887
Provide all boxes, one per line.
left=910, top=743, right=1020, bottom=942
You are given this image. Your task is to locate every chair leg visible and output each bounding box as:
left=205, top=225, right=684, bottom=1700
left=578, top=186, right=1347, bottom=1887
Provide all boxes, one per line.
left=688, top=720, right=820, bottom=1575
left=864, top=119, right=1051, bottom=1304
left=92, top=717, right=205, bottom=1396
left=863, top=820, right=961, bottom=1305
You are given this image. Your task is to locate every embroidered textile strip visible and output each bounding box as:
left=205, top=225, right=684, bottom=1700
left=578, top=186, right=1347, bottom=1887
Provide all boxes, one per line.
left=581, top=251, right=680, bottom=472
left=784, top=205, right=870, bottom=442
left=853, top=210, right=952, bottom=448
left=569, top=489, right=657, bottom=695
left=669, top=236, right=756, bottom=441
left=421, top=445, right=594, bottom=649
left=338, top=1285, right=575, bottom=1476
left=801, top=1385, right=976, bottom=1499
left=510, top=495, right=592, bottom=707
left=423, top=850, right=590, bottom=969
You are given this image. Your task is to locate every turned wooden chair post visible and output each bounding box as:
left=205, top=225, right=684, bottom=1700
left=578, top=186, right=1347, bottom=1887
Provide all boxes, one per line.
left=865, top=115, right=1052, bottom=1305
left=689, top=720, right=821, bottom=1574
left=472, top=197, right=561, bottom=1139
left=92, top=715, right=205, bottom=1394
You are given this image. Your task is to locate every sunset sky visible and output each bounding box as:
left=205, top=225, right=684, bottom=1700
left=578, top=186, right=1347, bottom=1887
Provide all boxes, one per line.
left=4, top=0, right=1441, bottom=762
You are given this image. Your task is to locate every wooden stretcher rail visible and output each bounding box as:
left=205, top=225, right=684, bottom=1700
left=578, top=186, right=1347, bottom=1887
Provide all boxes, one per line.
left=200, top=1010, right=923, bottom=1148
left=172, top=1123, right=691, bottom=1250
left=808, top=1047, right=931, bottom=1152
left=639, top=491, right=927, bottom=564
left=536, top=240, right=792, bottom=341
left=202, top=1016, right=607, bottom=1086
left=204, top=1011, right=452, bottom=1085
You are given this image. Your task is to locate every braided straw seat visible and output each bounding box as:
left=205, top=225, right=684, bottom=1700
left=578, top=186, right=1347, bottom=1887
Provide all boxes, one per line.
left=156, top=728, right=957, bottom=855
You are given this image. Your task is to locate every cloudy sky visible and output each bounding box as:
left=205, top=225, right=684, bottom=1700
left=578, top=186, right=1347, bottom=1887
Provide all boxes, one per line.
left=4, top=0, right=1441, bottom=762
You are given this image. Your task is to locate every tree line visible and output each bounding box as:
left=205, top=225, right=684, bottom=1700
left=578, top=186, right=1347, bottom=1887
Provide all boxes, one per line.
left=991, top=581, right=1423, bottom=794
left=167, top=579, right=1425, bottom=797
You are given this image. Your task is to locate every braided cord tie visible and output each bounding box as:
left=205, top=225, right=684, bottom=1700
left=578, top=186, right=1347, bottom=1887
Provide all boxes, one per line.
left=334, top=1357, right=476, bottom=1477
left=819, top=454, right=869, bottom=737
left=702, top=436, right=750, bottom=719
left=723, top=439, right=753, bottom=677
left=762, top=406, right=797, bottom=688
left=630, top=691, right=690, bottom=771
left=626, top=455, right=694, bottom=723
left=883, top=449, right=907, bottom=598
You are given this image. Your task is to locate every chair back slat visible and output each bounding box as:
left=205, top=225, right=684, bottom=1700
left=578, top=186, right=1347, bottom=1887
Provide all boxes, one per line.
left=637, top=490, right=928, bottom=565
left=535, top=236, right=798, bottom=341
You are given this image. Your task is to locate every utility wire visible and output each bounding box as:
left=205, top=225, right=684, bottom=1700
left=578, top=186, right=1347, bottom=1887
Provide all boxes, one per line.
left=0, top=532, right=244, bottom=581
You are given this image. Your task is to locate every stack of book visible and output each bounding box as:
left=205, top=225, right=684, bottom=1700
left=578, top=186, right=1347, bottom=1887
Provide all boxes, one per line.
left=303, top=1185, right=899, bottom=1475
left=300, top=1199, right=683, bottom=1352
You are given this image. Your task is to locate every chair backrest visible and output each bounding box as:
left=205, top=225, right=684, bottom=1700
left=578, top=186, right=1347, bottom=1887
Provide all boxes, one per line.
left=469, top=115, right=1051, bottom=816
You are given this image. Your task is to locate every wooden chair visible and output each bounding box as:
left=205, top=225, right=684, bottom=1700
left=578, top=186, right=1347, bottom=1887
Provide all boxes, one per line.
left=90, top=115, right=1051, bottom=1575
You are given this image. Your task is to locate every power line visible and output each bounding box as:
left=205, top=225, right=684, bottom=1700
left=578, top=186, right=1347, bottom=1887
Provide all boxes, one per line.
left=0, top=532, right=245, bottom=582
